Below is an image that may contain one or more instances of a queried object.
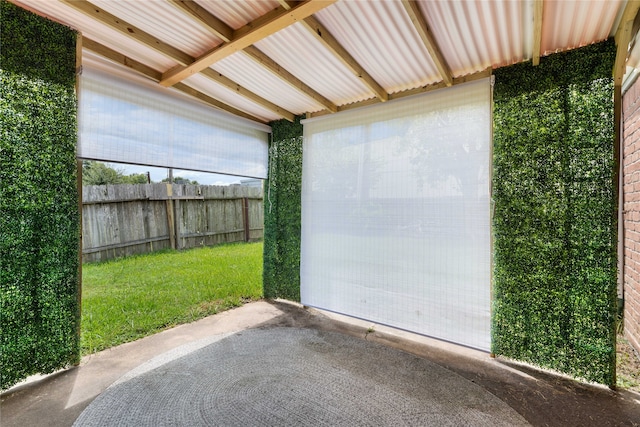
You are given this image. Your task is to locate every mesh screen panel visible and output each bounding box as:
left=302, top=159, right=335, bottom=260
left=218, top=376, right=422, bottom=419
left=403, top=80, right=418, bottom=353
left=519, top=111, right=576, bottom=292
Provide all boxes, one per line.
left=301, top=79, right=492, bottom=350
left=78, top=55, right=269, bottom=178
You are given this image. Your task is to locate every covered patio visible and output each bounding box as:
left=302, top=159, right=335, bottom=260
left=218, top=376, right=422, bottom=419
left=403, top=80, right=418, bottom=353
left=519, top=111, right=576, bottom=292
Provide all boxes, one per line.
left=2, top=0, right=640, bottom=422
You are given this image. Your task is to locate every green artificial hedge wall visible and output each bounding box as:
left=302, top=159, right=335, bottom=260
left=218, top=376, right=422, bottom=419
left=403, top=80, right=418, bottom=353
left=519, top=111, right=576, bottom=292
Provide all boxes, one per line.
left=1, top=1, right=80, bottom=390
left=263, top=117, right=304, bottom=300
left=492, top=40, right=617, bottom=385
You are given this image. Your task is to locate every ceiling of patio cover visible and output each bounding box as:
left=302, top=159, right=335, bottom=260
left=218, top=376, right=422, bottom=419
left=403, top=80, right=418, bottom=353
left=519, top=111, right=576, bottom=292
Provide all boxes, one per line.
left=13, top=0, right=630, bottom=124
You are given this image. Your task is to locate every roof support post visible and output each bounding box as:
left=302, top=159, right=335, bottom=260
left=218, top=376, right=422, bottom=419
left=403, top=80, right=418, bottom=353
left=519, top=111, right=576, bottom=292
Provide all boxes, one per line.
left=614, top=0, right=640, bottom=86
left=532, top=0, right=543, bottom=66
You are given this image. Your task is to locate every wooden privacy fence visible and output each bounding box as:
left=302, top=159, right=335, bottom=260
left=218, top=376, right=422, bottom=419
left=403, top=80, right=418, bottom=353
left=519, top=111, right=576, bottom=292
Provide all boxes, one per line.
left=82, top=183, right=263, bottom=263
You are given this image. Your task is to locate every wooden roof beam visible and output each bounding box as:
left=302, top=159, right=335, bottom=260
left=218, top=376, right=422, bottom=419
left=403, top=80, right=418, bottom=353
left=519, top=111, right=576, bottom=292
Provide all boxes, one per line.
left=169, top=1, right=299, bottom=121
left=83, top=38, right=162, bottom=81
left=82, top=39, right=268, bottom=123
left=401, top=0, right=453, bottom=87
left=276, top=1, right=297, bottom=11
left=244, top=46, right=338, bottom=113
left=172, top=82, right=268, bottom=123
left=169, top=0, right=233, bottom=42
left=200, top=68, right=295, bottom=121
left=160, top=0, right=337, bottom=87
left=68, top=1, right=293, bottom=121
left=532, top=0, right=543, bottom=66
left=61, top=0, right=193, bottom=66
left=66, top=0, right=333, bottom=117
left=300, top=16, right=388, bottom=101
left=614, top=0, right=640, bottom=86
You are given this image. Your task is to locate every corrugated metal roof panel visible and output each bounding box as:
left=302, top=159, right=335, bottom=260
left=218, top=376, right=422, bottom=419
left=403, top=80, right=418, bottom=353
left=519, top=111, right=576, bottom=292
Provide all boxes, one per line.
left=11, top=0, right=633, bottom=121
left=314, top=2, right=437, bottom=92
left=183, top=73, right=280, bottom=123
left=197, top=0, right=281, bottom=30
left=419, top=0, right=531, bottom=76
left=541, top=0, right=623, bottom=55
left=212, top=53, right=326, bottom=115
left=315, top=1, right=441, bottom=94
left=14, top=0, right=177, bottom=71
left=255, top=22, right=373, bottom=106
left=91, top=0, right=221, bottom=58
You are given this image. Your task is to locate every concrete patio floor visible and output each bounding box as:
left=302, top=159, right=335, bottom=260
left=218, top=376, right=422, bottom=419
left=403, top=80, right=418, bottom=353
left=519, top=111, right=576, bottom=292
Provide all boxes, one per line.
left=1, top=300, right=639, bottom=426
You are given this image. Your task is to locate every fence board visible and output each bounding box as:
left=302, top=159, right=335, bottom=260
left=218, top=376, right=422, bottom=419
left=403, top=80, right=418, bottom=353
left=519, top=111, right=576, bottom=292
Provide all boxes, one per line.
left=82, top=183, right=263, bottom=262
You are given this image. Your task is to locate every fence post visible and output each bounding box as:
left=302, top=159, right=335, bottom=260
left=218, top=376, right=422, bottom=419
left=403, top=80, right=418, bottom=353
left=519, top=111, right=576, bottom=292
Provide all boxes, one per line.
left=175, top=198, right=181, bottom=250
left=166, top=183, right=176, bottom=250
left=243, top=197, right=250, bottom=242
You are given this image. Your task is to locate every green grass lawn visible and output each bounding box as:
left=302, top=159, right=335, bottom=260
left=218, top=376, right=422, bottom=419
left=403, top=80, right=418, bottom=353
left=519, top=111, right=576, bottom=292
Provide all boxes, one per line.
left=81, top=242, right=263, bottom=355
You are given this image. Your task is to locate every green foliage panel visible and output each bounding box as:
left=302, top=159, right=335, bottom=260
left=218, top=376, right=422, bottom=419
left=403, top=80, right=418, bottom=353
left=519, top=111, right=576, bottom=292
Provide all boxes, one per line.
left=263, top=117, right=304, bottom=300
left=492, top=40, right=617, bottom=385
left=1, top=0, right=80, bottom=390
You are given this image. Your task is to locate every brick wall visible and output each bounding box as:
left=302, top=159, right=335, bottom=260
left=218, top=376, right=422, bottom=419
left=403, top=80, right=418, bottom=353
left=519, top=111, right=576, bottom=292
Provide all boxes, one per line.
left=623, top=77, right=640, bottom=355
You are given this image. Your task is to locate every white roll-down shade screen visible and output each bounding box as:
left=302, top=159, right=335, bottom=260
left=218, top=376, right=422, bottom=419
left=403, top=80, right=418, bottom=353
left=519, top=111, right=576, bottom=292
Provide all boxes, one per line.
left=78, top=55, right=270, bottom=179
left=301, top=79, right=492, bottom=350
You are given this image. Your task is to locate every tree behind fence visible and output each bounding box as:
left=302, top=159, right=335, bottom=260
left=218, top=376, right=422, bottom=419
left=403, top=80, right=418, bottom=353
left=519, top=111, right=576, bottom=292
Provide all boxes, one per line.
left=82, top=183, right=263, bottom=263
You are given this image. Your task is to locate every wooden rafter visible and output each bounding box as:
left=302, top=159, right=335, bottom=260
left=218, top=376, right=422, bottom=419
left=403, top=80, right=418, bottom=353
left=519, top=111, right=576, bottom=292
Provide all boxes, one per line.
left=170, top=0, right=302, bottom=120
left=176, top=0, right=341, bottom=116
left=401, top=0, right=453, bottom=86
left=61, top=0, right=193, bottom=66
left=300, top=16, right=388, bottom=101
left=244, top=46, right=338, bottom=113
left=532, top=0, right=543, bottom=66
left=614, top=0, right=640, bottom=86
left=200, top=68, right=295, bottom=121
left=276, top=0, right=297, bottom=11
left=160, top=0, right=337, bottom=87
left=172, top=82, right=266, bottom=123
left=169, top=0, right=233, bottom=42
left=82, top=38, right=267, bottom=123
left=67, top=1, right=293, bottom=121
left=171, top=0, right=333, bottom=117
left=83, top=38, right=163, bottom=80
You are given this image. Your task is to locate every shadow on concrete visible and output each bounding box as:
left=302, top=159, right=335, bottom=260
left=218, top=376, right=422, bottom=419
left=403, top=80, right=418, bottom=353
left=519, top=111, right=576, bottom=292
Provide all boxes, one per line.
left=2, top=300, right=640, bottom=426
left=0, top=367, right=92, bottom=426
left=260, top=300, right=640, bottom=427
left=73, top=327, right=529, bottom=426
